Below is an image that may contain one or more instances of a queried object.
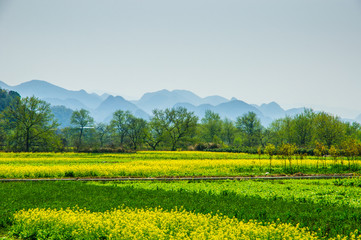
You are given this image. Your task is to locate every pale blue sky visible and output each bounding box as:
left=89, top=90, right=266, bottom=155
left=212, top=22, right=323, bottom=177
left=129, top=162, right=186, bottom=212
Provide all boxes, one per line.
left=0, top=0, right=361, bottom=117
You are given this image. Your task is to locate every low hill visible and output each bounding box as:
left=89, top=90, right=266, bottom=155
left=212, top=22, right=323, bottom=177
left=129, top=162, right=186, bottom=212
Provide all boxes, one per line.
left=94, top=96, right=149, bottom=122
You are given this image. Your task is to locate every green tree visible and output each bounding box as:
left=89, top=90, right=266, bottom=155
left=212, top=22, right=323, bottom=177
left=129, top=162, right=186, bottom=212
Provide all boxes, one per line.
left=0, top=89, right=20, bottom=112
left=313, top=112, right=345, bottom=148
left=221, top=118, right=236, bottom=145
left=279, top=116, right=295, bottom=144
left=292, top=109, right=315, bottom=147
left=200, top=110, right=222, bottom=143
left=152, top=107, right=198, bottom=150
left=1, top=96, right=60, bottom=152
left=329, top=145, right=339, bottom=161
left=126, top=116, right=147, bottom=150
left=70, top=109, right=94, bottom=151
left=341, top=138, right=359, bottom=160
left=95, top=123, right=110, bottom=148
left=145, top=114, right=167, bottom=150
left=265, top=119, right=286, bottom=147
left=314, top=141, right=328, bottom=157
left=110, top=110, right=132, bottom=147
left=235, top=112, right=263, bottom=147
left=344, top=122, right=361, bottom=141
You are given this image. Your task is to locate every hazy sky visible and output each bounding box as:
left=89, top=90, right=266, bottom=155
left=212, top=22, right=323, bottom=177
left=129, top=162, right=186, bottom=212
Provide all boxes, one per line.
left=1, top=0, right=361, bottom=118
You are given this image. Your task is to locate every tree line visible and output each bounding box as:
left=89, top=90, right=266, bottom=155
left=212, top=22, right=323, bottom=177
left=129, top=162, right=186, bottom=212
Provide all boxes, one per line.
left=1, top=91, right=361, bottom=157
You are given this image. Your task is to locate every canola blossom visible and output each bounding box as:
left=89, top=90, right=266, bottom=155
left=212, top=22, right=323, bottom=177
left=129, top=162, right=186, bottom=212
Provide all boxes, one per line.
left=10, top=207, right=321, bottom=240
left=0, top=151, right=358, bottom=178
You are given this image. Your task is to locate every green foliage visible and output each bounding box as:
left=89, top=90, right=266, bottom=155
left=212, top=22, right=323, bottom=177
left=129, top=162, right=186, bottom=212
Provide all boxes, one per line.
left=1, top=179, right=361, bottom=238
left=221, top=118, right=236, bottom=145
left=151, top=107, right=198, bottom=150
left=200, top=110, right=222, bottom=143
left=292, top=109, right=315, bottom=147
left=329, top=145, right=339, bottom=160
left=313, top=141, right=327, bottom=156
left=279, top=143, right=297, bottom=159
left=235, top=112, right=262, bottom=147
left=70, top=109, right=94, bottom=151
left=108, top=111, right=148, bottom=150
left=0, top=96, right=60, bottom=152
left=0, top=88, right=20, bottom=112
left=0, top=92, right=360, bottom=155
left=95, top=123, right=111, bottom=148
left=145, top=112, right=167, bottom=150
left=110, top=110, right=132, bottom=147
left=264, top=143, right=276, bottom=157
left=341, top=138, right=360, bottom=160
left=333, top=177, right=361, bottom=187
left=344, top=122, right=361, bottom=141
left=313, top=112, right=345, bottom=148
left=126, top=116, right=147, bottom=150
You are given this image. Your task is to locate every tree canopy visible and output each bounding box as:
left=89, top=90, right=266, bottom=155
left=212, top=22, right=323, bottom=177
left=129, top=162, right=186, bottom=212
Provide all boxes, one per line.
left=0, top=94, right=361, bottom=156
left=70, top=109, right=94, bottom=151
left=1, top=96, right=60, bottom=152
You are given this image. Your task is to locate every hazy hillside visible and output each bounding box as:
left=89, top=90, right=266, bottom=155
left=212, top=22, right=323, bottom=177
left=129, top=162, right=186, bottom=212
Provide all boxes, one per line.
left=175, top=100, right=273, bottom=126
left=202, top=95, right=229, bottom=106
left=257, top=102, right=285, bottom=119
left=0, top=80, right=148, bottom=124
left=51, top=105, right=73, bottom=128
left=94, top=96, right=149, bottom=122
left=44, top=98, right=87, bottom=110
left=1, top=80, right=360, bottom=126
left=173, top=103, right=214, bottom=119
left=134, top=89, right=228, bottom=114
left=285, top=108, right=306, bottom=117
left=0, top=80, right=102, bottom=109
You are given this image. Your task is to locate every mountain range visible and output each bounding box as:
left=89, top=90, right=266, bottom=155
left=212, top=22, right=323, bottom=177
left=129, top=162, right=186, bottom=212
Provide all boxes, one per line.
left=0, top=80, right=359, bottom=127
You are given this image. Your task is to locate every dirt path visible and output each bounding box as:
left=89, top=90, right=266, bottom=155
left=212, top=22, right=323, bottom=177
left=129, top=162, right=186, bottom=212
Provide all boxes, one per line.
left=0, top=174, right=356, bottom=182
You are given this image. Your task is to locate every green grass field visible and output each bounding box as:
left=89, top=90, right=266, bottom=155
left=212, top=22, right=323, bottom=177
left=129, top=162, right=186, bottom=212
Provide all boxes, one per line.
left=1, top=179, right=361, bottom=239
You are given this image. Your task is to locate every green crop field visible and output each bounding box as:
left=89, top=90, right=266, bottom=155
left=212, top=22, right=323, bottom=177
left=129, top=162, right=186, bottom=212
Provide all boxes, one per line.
left=1, top=179, right=361, bottom=239
left=1, top=151, right=361, bottom=239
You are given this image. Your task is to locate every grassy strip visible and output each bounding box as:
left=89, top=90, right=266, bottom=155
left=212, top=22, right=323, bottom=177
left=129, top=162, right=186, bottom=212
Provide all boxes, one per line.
left=101, top=178, right=361, bottom=208
left=0, top=180, right=360, bottom=238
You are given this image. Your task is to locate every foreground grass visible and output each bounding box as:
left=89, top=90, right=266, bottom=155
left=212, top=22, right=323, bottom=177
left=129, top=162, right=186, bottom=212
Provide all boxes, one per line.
left=1, top=179, right=361, bottom=238
left=0, top=151, right=360, bottom=178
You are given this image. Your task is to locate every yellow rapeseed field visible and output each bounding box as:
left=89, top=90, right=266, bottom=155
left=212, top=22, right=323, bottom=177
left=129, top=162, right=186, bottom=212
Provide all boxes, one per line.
left=0, top=151, right=356, bottom=178
left=10, top=207, right=321, bottom=240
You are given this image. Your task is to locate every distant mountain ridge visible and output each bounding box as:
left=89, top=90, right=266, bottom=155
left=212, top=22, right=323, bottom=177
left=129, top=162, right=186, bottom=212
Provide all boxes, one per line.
left=133, top=89, right=229, bottom=114
left=94, top=96, right=149, bottom=122
left=0, top=80, right=148, bottom=123
left=0, top=80, right=103, bottom=109
left=0, top=80, right=359, bottom=127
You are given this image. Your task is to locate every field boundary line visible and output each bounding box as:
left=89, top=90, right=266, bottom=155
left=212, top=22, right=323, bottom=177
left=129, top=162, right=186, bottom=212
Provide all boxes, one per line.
left=0, top=175, right=356, bottom=182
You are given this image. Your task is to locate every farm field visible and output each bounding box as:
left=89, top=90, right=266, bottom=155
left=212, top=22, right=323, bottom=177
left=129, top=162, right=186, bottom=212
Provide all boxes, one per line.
left=1, top=151, right=361, bottom=239
left=0, top=151, right=360, bottom=179
left=1, top=179, right=361, bottom=239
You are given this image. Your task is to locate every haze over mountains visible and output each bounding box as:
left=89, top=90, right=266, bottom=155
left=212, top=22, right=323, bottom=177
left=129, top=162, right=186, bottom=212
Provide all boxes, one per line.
left=0, top=80, right=359, bottom=127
